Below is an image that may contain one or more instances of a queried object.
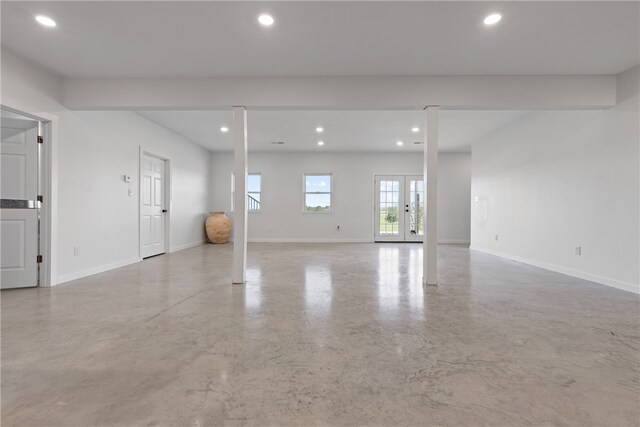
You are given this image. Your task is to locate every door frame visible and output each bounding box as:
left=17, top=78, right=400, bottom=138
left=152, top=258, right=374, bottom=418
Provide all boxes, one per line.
left=138, top=147, right=171, bottom=259
left=1, top=105, right=54, bottom=287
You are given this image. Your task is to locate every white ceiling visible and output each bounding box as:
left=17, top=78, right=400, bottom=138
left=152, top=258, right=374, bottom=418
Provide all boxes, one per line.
left=1, top=1, right=638, bottom=78
left=135, top=109, right=530, bottom=152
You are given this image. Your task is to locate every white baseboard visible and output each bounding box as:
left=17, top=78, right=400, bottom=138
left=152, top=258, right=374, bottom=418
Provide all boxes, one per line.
left=56, top=257, right=142, bottom=285
left=470, top=245, right=639, bottom=294
left=171, top=240, right=205, bottom=252
left=247, top=238, right=373, bottom=243
left=243, top=238, right=470, bottom=244
left=54, top=241, right=205, bottom=285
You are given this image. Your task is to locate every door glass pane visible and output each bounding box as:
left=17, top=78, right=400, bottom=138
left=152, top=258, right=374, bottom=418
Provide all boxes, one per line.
left=408, top=179, right=424, bottom=236
left=379, top=180, right=400, bottom=235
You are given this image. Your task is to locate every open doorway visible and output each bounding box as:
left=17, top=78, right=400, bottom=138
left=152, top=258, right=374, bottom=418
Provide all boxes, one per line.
left=136, top=109, right=473, bottom=246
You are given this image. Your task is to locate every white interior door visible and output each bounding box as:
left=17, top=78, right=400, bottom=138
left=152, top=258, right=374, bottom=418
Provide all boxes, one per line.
left=140, top=153, right=166, bottom=258
left=374, top=175, right=424, bottom=242
left=1, top=114, right=40, bottom=289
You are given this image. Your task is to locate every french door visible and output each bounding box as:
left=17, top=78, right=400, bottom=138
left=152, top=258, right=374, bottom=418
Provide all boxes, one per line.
left=374, top=175, right=424, bottom=242
left=1, top=109, right=41, bottom=288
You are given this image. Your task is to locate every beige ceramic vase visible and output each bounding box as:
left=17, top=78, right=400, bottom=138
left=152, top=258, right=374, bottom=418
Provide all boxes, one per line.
left=205, top=212, right=231, bottom=244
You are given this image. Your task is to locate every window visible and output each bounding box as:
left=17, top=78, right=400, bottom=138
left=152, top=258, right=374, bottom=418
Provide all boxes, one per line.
left=231, top=173, right=262, bottom=212
left=304, top=174, right=332, bottom=212
left=248, top=173, right=261, bottom=211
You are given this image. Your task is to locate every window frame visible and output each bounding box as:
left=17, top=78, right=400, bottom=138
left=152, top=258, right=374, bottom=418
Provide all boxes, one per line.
left=303, top=173, right=333, bottom=214
left=231, top=172, right=262, bottom=213
left=247, top=173, right=262, bottom=212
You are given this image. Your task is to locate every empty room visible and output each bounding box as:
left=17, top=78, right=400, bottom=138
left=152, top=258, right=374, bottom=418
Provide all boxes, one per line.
left=1, top=1, right=638, bottom=426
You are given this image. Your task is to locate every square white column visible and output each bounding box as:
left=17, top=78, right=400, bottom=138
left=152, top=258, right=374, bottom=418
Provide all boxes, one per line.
left=232, top=106, right=248, bottom=284
left=423, top=106, right=439, bottom=286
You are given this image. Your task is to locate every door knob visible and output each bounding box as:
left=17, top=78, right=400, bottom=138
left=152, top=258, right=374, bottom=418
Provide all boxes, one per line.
left=162, top=209, right=167, bottom=213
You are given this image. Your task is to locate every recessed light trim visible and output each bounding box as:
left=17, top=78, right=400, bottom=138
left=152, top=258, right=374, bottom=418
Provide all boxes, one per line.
left=411, top=127, right=420, bottom=133
left=220, top=126, right=229, bottom=133
left=483, top=13, right=502, bottom=26
left=317, top=141, right=325, bottom=146
left=35, top=15, right=56, bottom=27
left=396, top=141, right=404, bottom=146
left=315, top=126, right=324, bottom=133
left=258, top=14, right=274, bottom=27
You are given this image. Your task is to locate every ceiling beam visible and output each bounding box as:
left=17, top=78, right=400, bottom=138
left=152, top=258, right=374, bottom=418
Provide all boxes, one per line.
left=62, top=75, right=616, bottom=111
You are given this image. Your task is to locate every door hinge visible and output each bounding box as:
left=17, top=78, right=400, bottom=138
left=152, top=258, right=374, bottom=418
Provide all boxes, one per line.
left=37, top=195, right=43, bottom=203
left=37, top=255, right=43, bottom=263
left=38, top=136, right=44, bottom=144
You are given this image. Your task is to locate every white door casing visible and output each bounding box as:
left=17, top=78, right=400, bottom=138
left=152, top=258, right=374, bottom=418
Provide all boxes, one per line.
left=374, top=175, right=424, bottom=243
left=1, top=116, right=40, bottom=288
left=140, top=153, right=166, bottom=258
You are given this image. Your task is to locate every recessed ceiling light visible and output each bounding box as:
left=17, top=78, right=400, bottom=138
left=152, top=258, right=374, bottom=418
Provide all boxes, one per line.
left=483, top=13, right=502, bottom=26
left=316, top=126, right=324, bottom=133
left=411, top=127, right=420, bottom=133
left=258, top=14, right=274, bottom=27
left=35, top=15, right=56, bottom=27
left=317, top=141, right=325, bottom=146
left=396, top=141, right=404, bottom=146
left=220, top=126, right=229, bottom=133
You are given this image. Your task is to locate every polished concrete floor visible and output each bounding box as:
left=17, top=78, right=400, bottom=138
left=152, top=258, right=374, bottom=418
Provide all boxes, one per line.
left=2, top=243, right=639, bottom=426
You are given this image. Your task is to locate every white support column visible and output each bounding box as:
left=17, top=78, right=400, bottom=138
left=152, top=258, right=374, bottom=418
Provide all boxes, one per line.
left=232, top=106, right=248, bottom=284
left=423, top=106, right=439, bottom=286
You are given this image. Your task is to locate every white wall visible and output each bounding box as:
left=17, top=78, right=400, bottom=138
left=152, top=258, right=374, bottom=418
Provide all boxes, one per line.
left=56, top=111, right=210, bottom=283
left=2, top=49, right=211, bottom=285
left=470, top=66, right=639, bottom=293
left=210, top=151, right=471, bottom=243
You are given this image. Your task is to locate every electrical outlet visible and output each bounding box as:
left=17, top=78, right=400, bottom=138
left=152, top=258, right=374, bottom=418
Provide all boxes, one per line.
left=73, top=246, right=80, bottom=256
left=495, top=234, right=499, bottom=241
left=575, top=246, right=582, bottom=256
left=128, top=189, right=134, bottom=197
